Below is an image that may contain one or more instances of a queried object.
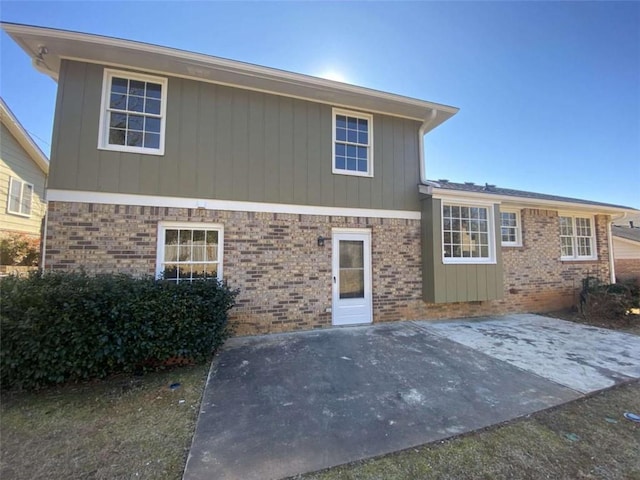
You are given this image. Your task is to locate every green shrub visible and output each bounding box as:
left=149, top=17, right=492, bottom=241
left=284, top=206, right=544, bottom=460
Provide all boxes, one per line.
left=0, top=272, right=238, bottom=390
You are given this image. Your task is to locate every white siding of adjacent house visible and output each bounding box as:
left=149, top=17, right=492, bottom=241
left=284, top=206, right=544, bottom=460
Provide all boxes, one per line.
left=613, top=237, right=640, bottom=259
left=0, top=123, right=47, bottom=236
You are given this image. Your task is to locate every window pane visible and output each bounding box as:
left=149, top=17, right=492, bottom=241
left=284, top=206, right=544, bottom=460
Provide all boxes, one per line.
left=109, top=128, right=126, bottom=145
left=163, top=265, right=178, bottom=279
left=358, top=132, right=368, bottom=144
left=127, top=95, right=144, bottom=112
left=357, top=146, right=367, bottom=159
left=340, top=241, right=364, bottom=268
left=347, top=130, right=358, bottom=143
left=346, top=145, right=357, bottom=158
left=127, top=115, right=144, bottom=131
left=336, top=128, right=346, bottom=141
left=111, top=77, right=128, bottom=94
left=357, top=160, right=367, bottom=172
left=347, top=117, right=357, bottom=129
left=126, top=131, right=143, bottom=147
left=110, top=113, right=127, bottom=128
left=358, top=118, right=368, bottom=131
left=165, top=245, right=178, bottom=262
left=145, top=98, right=161, bottom=115
left=347, top=158, right=357, bottom=171
left=146, top=82, right=162, bottom=99
left=179, top=230, right=192, bottom=245
left=335, top=144, right=345, bottom=156
left=110, top=93, right=127, bottom=110
left=336, top=115, right=346, bottom=128
left=129, top=80, right=145, bottom=96
left=144, top=133, right=160, bottom=149
left=8, top=179, right=21, bottom=213
left=340, top=270, right=364, bottom=299
left=21, top=184, right=32, bottom=214
left=335, top=156, right=345, bottom=170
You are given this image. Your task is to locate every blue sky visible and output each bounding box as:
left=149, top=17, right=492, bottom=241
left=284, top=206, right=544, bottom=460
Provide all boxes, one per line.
left=1, top=1, right=638, bottom=208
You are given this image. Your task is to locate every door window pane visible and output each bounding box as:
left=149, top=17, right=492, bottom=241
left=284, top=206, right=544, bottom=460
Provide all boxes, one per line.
left=339, top=240, right=365, bottom=299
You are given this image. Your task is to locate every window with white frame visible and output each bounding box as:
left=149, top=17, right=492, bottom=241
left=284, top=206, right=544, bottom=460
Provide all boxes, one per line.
left=98, top=69, right=167, bottom=155
left=156, top=223, right=223, bottom=283
left=442, top=203, right=495, bottom=263
left=7, top=177, right=33, bottom=216
left=559, top=215, right=596, bottom=260
left=500, top=209, right=521, bottom=246
left=333, top=108, right=373, bottom=177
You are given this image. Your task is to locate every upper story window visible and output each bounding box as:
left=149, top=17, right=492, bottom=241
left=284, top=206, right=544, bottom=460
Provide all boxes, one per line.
left=7, top=177, right=33, bottom=217
left=156, top=222, right=223, bottom=283
left=332, top=108, right=373, bottom=177
left=442, top=203, right=496, bottom=264
left=500, top=209, right=522, bottom=247
left=559, top=215, right=597, bottom=260
left=98, top=69, right=168, bottom=155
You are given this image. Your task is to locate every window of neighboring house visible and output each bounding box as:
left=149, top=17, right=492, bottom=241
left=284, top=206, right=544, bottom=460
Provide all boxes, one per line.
left=442, top=203, right=496, bottom=263
left=7, top=177, right=33, bottom=217
left=156, top=223, right=223, bottom=283
left=332, top=108, right=373, bottom=177
left=500, top=209, right=522, bottom=246
left=98, top=69, right=168, bottom=155
left=559, top=215, right=597, bottom=260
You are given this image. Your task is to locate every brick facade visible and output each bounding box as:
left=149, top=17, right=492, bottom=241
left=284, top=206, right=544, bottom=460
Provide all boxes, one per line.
left=45, top=201, right=611, bottom=335
left=615, top=259, right=640, bottom=282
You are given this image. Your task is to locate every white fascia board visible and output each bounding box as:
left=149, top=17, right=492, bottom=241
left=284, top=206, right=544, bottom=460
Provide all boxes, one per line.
left=420, top=185, right=636, bottom=215
left=46, top=189, right=421, bottom=220
left=1, top=22, right=458, bottom=125
left=0, top=97, right=49, bottom=173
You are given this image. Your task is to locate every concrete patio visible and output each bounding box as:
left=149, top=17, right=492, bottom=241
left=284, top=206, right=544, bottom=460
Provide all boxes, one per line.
left=183, top=314, right=640, bottom=480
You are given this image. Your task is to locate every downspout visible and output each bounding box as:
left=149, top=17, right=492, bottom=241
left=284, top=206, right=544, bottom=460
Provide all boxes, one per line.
left=41, top=205, right=49, bottom=272
left=607, top=212, right=627, bottom=283
left=418, top=108, right=439, bottom=185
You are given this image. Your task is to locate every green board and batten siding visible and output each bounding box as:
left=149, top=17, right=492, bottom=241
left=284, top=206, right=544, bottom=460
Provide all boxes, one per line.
left=421, top=197, right=504, bottom=303
left=50, top=60, right=423, bottom=212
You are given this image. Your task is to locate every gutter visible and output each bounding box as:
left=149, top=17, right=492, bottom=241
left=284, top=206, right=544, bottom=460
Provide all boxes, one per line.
left=608, top=212, right=627, bottom=283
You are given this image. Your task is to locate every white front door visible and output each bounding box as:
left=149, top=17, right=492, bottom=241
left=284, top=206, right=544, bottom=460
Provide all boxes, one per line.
left=332, top=229, right=373, bottom=326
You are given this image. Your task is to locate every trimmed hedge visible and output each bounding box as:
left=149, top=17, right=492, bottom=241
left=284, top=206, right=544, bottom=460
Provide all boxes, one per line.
left=1, top=272, right=237, bottom=390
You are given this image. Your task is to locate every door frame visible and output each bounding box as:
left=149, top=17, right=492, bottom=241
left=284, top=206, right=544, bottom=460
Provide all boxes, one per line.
left=331, top=228, right=373, bottom=326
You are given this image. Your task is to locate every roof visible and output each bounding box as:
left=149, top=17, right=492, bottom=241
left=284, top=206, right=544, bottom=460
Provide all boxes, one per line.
left=612, top=225, right=640, bottom=244
left=419, top=179, right=637, bottom=214
left=0, top=97, right=49, bottom=174
left=0, top=22, right=458, bottom=132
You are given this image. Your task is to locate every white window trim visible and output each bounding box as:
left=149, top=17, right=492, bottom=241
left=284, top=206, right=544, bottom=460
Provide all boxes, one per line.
left=441, top=202, right=497, bottom=265
left=559, top=214, right=598, bottom=261
left=500, top=208, right=522, bottom=247
left=7, top=177, right=33, bottom=217
left=332, top=108, right=374, bottom=178
left=155, top=221, right=224, bottom=281
left=98, top=68, right=168, bottom=156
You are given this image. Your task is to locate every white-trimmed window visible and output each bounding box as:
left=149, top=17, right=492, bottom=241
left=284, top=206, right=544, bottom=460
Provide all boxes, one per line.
left=332, top=108, right=373, bottom=177
left=98, top=69, right=168, bottom=155
left=442, top=203, right=496, bottom=264
left=500, top=209, right=521, bottom=246
left=156, top=222, right=223, bottom=283
left=7, top=177, right=33, bottom=217
left=559, top=215, right=596, bottom=260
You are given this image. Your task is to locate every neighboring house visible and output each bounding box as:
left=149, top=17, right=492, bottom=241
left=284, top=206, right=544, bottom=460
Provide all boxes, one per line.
left=0, top=97, right=49, bottom=241
left=2, top=23, right=637, bottom=335
left=611, top=223, right=640, bottom=281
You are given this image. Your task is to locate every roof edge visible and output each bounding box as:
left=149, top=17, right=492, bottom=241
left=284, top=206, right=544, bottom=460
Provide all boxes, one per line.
left=1, top=22, right=459, bottom=125
left=0, top=97, right=49, bottom=174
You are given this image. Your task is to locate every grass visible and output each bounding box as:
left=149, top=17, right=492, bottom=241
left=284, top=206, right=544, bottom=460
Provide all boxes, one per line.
left=295, top=381, right=640, bottom=480
left=0, top=363, right=209, bottom=480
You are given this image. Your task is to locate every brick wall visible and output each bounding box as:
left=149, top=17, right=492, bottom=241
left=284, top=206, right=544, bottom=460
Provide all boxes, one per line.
left=45, top=202, right=612, bottom=335
left=615, top=259, right=640, bottom=281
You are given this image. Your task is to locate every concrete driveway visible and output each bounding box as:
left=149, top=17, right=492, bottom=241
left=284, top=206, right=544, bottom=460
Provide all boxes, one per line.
left=183, top=314, right=640, bottom=480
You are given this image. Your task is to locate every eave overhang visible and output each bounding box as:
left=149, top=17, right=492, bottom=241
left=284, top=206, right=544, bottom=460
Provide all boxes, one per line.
left=419, top=184, right=638, bottom=216
left=1, top=22, right=459, bottom=129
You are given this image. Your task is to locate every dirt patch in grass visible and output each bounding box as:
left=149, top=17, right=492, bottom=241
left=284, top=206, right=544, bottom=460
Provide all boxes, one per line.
left=0, top=363, right=209, bottom=480
left=545, top=308, right=640, bottom=336
left=295, top=381, right=640, bottom=480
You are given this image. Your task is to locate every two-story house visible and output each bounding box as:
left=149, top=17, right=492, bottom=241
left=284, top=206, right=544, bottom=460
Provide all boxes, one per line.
left=3, top=23, right=635, bottom=335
